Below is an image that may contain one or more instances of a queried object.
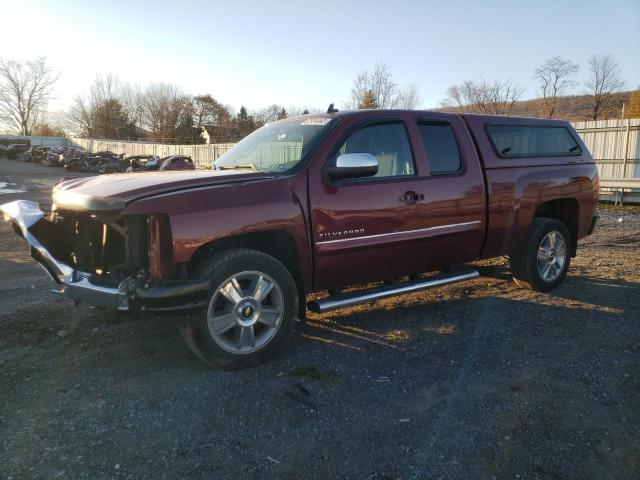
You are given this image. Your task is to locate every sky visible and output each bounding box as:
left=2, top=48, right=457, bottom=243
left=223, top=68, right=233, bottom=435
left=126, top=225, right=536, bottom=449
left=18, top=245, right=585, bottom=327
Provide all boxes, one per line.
left=1, top=0, right=639, bottom=114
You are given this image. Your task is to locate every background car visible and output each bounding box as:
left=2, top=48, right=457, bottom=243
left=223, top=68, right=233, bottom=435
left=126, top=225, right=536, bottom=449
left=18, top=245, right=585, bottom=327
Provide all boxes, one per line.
left=18, top=146, right=50, bottom=162
left=5, top=142, right=31, bottom=159
left=130, top=156, right=161, bottom=171
left=97, top=155, right=129, bottom=174
left=64, top=151, right=122, bottom=172
left=41, top=147, right=68, bottom=167
left=159, top=155, right=195, bottom=171
left=124, top=155, right=159, bottom=172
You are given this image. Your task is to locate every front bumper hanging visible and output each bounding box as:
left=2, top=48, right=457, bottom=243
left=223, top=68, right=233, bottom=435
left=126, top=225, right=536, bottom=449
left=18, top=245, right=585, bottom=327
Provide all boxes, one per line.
left=1, top=200, right=208, bottom=312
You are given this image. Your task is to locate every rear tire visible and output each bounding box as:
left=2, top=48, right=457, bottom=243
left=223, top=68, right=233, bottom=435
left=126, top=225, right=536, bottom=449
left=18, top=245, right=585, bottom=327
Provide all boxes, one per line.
left=181, top=249, right=299, bottom=369
left=510, top=218, right=571, bottom=292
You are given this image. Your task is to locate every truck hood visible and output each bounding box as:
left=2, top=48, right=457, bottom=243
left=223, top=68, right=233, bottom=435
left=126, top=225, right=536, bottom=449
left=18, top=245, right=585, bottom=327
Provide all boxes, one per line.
left=52, top=170, right=270, bottom=212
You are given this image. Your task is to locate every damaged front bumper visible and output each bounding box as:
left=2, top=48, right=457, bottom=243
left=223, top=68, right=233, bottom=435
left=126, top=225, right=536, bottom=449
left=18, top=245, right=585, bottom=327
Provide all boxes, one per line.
left=1, top=200, right=208, bottom=312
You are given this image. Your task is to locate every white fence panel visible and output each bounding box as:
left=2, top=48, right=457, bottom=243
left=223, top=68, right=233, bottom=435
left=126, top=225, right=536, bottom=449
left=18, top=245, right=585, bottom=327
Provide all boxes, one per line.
left=66, top=138, right=235, bottom=168
left=572, top=118, right=640, bottom=203
left=0, top=135, right=66, bottom=147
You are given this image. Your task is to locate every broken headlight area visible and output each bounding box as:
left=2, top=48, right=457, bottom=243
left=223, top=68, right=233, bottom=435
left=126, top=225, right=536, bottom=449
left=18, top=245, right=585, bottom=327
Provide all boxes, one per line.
left=2, top=199, right=208, bottom=312
left=43, top=207, right=149, bottom=284
left=44, top=209, right=208, bottom=311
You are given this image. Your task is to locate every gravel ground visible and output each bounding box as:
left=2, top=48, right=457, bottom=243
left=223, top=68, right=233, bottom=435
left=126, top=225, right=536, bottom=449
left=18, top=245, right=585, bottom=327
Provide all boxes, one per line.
left=1, top=159, right=639, bottom=480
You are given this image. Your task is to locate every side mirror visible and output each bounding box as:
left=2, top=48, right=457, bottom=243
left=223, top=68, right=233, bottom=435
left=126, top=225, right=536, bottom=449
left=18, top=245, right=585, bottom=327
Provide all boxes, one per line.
left=326, top=153, right=378, bottom=181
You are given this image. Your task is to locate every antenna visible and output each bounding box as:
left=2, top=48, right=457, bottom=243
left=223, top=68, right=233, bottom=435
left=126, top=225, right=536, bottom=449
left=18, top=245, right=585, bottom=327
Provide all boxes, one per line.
left=327, top=103, right=339, bottom=114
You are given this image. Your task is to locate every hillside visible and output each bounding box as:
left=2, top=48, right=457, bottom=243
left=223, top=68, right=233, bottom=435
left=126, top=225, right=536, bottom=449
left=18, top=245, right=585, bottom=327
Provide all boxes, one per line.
left=438, top=91, right=634, bottom=122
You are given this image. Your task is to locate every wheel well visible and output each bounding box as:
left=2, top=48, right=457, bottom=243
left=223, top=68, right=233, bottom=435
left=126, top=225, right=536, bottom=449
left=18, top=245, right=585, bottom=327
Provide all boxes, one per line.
left=533, top=198, right=579, bottom=256
left=187, top=230, right=306, bottom=317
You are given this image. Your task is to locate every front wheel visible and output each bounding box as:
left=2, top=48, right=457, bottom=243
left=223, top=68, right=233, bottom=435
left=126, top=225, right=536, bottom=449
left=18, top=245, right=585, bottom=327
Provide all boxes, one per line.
left=510, top=218, right=571, bottom=292
left=182, top=249, right=299, bottom=369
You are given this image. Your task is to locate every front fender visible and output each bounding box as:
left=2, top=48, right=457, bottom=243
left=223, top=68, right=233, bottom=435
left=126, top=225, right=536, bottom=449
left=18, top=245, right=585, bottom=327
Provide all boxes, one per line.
left=121, top=174, right=313, bottom=286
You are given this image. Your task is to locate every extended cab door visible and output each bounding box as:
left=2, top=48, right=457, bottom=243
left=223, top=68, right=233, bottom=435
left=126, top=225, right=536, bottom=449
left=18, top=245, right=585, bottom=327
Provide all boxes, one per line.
left=412, top=113, right=486, bottom=268
left=308, top=112, right=485, bottom=291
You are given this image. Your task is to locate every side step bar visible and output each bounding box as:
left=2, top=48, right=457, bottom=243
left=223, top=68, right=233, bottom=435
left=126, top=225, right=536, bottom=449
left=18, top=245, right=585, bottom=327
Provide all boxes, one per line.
left=307, top=267, right=479, bottom=313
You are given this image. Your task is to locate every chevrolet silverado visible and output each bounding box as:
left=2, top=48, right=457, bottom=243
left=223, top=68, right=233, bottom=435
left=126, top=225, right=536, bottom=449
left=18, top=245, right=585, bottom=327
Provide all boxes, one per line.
left=1, top=108, right=599, bottom=368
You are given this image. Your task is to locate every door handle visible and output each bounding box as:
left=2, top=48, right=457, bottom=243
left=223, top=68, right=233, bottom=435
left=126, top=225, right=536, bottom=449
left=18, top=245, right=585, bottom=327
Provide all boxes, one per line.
left=399, top=191, right=425, bottom=205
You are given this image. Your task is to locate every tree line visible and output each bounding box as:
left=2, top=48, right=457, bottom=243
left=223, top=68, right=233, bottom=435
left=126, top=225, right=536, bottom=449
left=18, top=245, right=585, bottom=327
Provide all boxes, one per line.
left=0, top=55, right=638, bottom=142
left=440, top=54, right=631, bottom=119
left=64, top=74, right=310, bottom=143
left=0, top=58, right=312, bottom=142
left=348, top=55, right=637, bottom=120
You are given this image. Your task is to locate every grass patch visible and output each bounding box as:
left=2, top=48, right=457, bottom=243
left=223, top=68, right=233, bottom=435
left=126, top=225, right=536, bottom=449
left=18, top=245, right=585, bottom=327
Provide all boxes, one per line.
left=598, top=202, right=640, bottom=214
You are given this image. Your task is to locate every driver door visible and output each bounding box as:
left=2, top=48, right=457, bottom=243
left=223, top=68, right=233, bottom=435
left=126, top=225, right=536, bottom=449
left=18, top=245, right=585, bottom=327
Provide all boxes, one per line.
left=309, top=118, right=432, bottom=290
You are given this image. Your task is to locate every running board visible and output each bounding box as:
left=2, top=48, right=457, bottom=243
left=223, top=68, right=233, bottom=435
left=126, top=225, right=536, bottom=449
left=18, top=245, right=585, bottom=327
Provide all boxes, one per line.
left=307, top=267, right=479, bottom=313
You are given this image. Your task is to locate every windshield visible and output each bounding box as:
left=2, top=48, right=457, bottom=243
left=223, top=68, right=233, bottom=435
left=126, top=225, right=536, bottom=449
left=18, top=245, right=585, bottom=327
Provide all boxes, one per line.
left=214, top=116, right=334, bottom=173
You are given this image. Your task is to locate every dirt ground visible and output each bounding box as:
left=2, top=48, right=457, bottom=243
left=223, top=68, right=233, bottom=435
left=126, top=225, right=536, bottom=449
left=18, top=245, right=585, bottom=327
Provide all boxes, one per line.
left=0, top=159, right=638, bottom=480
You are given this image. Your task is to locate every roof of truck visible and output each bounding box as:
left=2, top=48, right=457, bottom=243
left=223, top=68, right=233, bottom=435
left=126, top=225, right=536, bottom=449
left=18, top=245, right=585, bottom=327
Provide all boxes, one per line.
left=294, top=109, right=572, bottom=127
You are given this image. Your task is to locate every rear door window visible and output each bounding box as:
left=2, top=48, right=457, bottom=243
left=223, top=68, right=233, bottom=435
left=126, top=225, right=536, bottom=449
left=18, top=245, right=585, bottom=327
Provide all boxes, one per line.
left=486, top=124, right=581, bottom=158
left=418, top=123, right=462, bottom=174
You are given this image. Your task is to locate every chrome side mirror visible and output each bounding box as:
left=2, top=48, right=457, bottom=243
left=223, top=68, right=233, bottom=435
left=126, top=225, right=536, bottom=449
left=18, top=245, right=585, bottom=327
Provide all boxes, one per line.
left=326, top=153, right=378, bottom=180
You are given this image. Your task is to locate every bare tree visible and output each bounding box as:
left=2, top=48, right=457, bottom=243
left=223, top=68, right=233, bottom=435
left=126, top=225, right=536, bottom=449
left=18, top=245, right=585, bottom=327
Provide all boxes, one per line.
left=441, top=79, right=525, bottom=115
left=286, top=105, right=320, bottom=116
left=67, top=74, right=136, bottom=138
left=193, top=94, right=225, bottom=129
left=398, top=84, right=422, bottom=109
left=66, top=96, right=91, bottom=137
left=254, top=104, right=286, bottom=125
left=533, top=56, right=579, bottom=118
left=487, top=79, right=526, bottom=115
left=585, top=54, right=625, bottom=120
left=142, top=83, right=194, bottom=142
left=0, top=57, right=59, bottom=135
left=442, top=81, right=477, bottom=110
left=120, top=82, right=145, bottom=130
left=349, top=62, right=399, bottom=109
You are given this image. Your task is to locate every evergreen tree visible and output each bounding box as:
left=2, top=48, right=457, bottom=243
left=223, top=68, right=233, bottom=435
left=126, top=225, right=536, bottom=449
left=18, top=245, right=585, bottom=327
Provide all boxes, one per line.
left=92, top=99, right=135, bottom=138
left=358, top=90, right=379, bottom=109
left=236, top=106, right=256, bottom=137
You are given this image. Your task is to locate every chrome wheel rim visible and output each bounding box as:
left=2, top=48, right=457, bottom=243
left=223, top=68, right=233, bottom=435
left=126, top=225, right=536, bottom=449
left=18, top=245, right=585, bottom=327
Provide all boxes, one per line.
left=537, top=231, right=567, bottom=282
left=207, top=271, right=284, bottom=354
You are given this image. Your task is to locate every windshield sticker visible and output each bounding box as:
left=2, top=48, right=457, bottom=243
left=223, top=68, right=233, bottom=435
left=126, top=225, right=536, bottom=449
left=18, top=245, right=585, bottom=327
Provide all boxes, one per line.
left=300, top=118, right=332, bottom=126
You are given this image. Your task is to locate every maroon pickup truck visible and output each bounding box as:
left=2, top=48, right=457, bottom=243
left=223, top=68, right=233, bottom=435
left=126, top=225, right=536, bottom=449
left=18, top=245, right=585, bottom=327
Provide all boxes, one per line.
left=1, top=108, right=598, bottom=368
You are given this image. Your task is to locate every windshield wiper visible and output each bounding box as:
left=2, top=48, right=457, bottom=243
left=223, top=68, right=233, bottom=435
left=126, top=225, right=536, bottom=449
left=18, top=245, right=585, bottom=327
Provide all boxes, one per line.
left=217, top=163, right=258, bottom=171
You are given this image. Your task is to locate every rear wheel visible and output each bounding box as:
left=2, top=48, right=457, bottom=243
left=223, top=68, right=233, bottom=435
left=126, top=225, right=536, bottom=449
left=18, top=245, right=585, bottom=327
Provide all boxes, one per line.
left=510, top=218, right=571, bottom=292
left=181, top=249, right=299, bottom=369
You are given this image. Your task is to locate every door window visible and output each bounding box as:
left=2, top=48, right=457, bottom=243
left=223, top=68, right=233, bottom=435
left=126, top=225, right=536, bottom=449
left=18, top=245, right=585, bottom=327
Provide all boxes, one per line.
left=418, top=123, right=462, bottom=174
left=333, top=122, right=415, bottom=178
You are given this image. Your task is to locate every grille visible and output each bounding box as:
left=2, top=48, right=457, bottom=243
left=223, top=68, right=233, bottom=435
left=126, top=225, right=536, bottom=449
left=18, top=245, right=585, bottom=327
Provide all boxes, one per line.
left=47, top=210, right=129, bottom=275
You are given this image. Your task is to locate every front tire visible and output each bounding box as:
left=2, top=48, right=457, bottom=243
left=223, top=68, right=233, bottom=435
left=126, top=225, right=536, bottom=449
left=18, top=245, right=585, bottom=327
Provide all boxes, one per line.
left=510, top=218, right=571, bottom=292
left=182, top=249, right=299, bottom=369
